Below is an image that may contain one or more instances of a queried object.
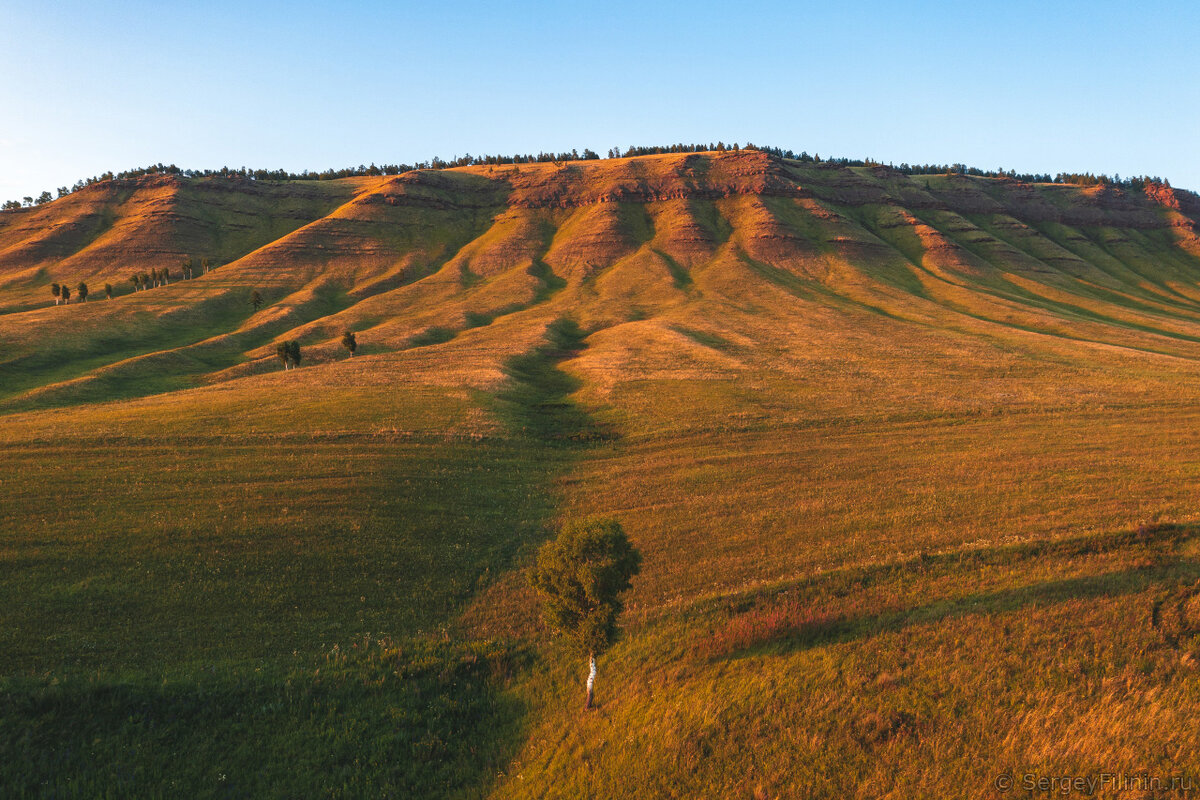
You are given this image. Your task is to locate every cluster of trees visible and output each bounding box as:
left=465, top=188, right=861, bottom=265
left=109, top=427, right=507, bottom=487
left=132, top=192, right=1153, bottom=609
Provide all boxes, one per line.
left=608, top=142, right=752, bottom=158
left=47, top=255, right=216, bottom=306
left=129, top=268, right=170, bottom=291
left=1049, top=172, right=1171, bottom=190
left=45, top=276, right=359, bottom=369
left=2, top=151, right=610, bottom=204
left=126, top=257, right=215, bottom=293
left=6, top=146, right=1185, bottom=212
left=275, top=341, right=302, bottom=370
left=50, top=281, right=112, bottom=304
left=2, top=190, right=56, bottom=210
left=180, top=257, right=215, bottom=278
left=272, top=331, right=356, bottom=370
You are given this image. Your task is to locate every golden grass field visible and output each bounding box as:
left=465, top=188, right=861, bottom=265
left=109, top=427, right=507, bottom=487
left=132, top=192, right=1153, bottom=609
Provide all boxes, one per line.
left=3, top=151, right=1200, bottom=797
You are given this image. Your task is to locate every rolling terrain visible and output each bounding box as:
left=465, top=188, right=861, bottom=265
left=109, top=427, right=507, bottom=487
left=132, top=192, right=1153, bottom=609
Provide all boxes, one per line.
left=4, top=150, right=1200, bottom=797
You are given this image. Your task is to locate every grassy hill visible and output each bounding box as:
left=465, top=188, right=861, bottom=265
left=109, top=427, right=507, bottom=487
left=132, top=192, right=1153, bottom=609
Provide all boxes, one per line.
left=4, top=151, right=1200, bottom=797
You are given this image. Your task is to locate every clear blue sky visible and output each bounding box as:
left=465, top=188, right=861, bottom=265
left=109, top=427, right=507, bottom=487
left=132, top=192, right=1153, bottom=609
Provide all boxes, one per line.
left=2, top=0, right=1198, bottom=199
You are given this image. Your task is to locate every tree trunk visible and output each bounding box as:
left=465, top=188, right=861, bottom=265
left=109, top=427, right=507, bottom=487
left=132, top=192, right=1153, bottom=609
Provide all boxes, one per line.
left=585, top=653, right=596, bottom=710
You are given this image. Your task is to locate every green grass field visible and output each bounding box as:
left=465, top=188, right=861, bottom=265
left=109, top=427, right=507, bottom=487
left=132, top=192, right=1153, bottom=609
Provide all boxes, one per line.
left=4, top=152, right=1200, bottom=797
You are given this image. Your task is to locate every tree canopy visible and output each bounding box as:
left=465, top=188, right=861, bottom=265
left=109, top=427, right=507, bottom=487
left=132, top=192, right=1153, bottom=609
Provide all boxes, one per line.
left=529, top=517, right=641, bottom=658
left=4, top=144, right=1183, bottom=214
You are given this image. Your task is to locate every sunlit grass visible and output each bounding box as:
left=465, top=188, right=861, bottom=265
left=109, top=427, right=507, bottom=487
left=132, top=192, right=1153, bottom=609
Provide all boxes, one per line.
left=5, top=153, right=1200, bottom=795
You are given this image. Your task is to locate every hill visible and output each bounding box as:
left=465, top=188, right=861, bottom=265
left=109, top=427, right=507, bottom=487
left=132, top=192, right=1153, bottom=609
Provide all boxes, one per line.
left=4, top=150, right=1200, bottom=797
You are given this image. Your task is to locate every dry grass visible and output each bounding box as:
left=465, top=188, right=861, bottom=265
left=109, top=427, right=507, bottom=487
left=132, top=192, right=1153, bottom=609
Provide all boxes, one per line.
left=5, top=152, right=1200, bottom=795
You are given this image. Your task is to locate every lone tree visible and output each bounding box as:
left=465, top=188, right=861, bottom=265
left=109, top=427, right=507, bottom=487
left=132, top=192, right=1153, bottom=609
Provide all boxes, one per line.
left=528, top=517, right=641, bottom=710
left=76, top=282, right=88, bottom=302
left=51, top=282, right=61, bottom=305
left=251, top=290, right=263, bottom=311
left=104, top=283, right=113, bottom=300
left=341, top=330, right=357, bottom=357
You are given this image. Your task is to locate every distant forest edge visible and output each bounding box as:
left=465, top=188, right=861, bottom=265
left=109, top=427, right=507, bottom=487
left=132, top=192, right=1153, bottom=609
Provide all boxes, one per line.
left=1, top=141, right=1184, bottom=212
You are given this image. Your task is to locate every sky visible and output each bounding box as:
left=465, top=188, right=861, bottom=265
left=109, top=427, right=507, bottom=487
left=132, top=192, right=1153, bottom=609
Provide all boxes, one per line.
left=1, top=0, right=1198, bottom=200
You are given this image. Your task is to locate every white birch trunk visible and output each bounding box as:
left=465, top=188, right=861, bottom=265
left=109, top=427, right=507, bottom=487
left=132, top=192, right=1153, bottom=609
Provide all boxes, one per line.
left=585, top=653, right=596, bottom=709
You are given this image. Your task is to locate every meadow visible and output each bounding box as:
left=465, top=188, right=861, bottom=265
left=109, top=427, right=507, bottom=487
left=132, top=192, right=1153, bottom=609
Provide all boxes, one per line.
left=3, top=151, right=1200, bottom=796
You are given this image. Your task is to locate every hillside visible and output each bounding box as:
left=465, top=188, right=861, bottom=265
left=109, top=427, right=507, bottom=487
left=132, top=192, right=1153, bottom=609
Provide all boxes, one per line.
left=4, top=151, right=1200, bottom=418
left=4, top=150, right=1200, bottom=797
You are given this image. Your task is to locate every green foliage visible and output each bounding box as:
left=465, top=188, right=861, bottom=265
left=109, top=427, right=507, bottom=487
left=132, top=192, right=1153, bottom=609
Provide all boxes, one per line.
left=528, top=517, right=641, bottom=657
left=104, top=283, right=112, bottom=299
left=76, top=282, right=88, bottom=302
left=276, top=340, right=302, bottom=369
left=251, top=289, right=263, bottom=311
left=341, top=330, right=357, bottom=355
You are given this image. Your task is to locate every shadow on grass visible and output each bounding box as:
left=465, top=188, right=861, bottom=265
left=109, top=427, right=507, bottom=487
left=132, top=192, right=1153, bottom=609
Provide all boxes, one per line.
left=495, top=318, right=615, bottom=442
left=714, top=524, right=1200, bottom=660
left=0, top=638, right=525, bottom=799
